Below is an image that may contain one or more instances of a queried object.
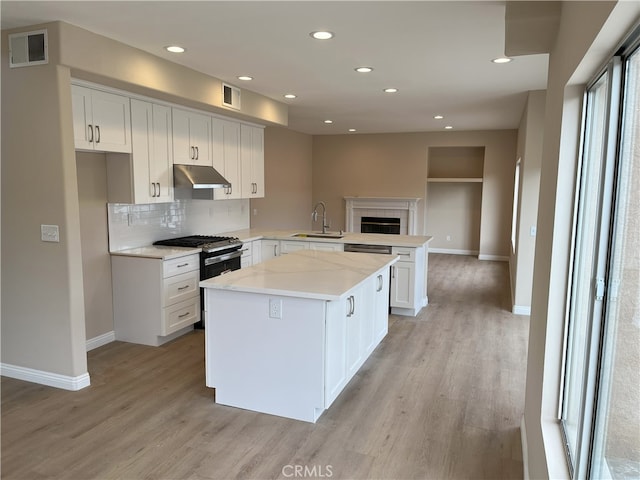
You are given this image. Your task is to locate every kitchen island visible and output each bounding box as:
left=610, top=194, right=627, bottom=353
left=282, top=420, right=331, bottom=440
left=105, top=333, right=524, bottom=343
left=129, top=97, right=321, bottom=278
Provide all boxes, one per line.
left=200, top=249, right=398, bottom=422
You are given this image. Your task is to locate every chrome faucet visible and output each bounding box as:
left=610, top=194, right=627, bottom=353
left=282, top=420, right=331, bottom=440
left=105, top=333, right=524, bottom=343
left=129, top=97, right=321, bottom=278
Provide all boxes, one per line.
left=312, top=201, right=329, bottom=234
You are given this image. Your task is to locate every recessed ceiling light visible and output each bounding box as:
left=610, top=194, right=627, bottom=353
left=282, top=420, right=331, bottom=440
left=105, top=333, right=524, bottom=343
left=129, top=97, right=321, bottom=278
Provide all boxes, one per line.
left=284, top=94, right=297, bottom=99
left=310, top=31, right=334, bottom=40
left=324, top=120, right=333, bottom=124
left=165, top=45, right=185, bottom=53
left=348, top=128, right=357, bottom=132
left=237, top=75, right=253, bottom=81
left=383, top=88, right=399, bottom=93
left=355, top=66, right=373, bottom=73
left=445, top=125, right=453, bottom=130
left=434, top=115, right=444, bottom=120
left=492, top=57, right=512, bottom=64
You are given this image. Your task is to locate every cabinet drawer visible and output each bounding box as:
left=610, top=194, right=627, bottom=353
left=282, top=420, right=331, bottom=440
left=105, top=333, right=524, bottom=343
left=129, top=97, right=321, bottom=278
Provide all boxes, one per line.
left=163, top=254, right=199, bottom=277
left=391, top=246, right=415, bottom=262
left=162, top=296, right=200, bottom=336
left=163, top=270, right=199, bottom=306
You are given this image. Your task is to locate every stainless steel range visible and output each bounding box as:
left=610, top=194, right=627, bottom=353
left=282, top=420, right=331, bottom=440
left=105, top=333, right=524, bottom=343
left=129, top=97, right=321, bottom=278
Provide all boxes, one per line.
left=153, top=235, right=243, bottom=327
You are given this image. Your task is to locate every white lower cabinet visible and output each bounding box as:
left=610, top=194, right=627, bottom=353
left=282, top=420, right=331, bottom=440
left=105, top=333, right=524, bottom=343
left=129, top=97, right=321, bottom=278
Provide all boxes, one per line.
left=280, top=240, right=309, bottom=255
left=205, top=264, right=391, bottom=421
left=390, top=245, right=426, bottom=316
left=309, top=242, right=344, bottom=252
left=261, top=239, right=280, bottom=261
left=112, top=253, right=200, bottom=346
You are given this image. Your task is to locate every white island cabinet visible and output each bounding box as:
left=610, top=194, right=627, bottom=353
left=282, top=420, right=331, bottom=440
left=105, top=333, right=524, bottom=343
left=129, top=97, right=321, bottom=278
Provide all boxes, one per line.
left=200, top=250, right=397, bottom=423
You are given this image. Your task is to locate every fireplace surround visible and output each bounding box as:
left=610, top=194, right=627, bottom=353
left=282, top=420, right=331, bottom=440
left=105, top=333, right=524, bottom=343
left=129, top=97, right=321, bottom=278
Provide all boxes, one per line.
left=345, top=197, right=421, bottom=235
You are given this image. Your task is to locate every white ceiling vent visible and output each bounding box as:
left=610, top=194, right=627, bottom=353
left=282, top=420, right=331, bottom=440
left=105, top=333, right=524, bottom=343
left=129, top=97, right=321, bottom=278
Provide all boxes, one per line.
left=222, top=83, right=241, bottom=110
left=9, top=29, right=48, bottom=68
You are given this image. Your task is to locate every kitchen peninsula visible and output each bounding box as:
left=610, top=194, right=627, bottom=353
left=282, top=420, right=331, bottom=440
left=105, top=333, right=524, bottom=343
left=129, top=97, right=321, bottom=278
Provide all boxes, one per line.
left=200, top=249, right=398, bottom=422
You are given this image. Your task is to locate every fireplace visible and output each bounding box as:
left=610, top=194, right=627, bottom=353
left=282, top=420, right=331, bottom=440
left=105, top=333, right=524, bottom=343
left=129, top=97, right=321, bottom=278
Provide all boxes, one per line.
left=361, top=216, right=401, bottom=234
left=344, top=197, right=421, bottom=235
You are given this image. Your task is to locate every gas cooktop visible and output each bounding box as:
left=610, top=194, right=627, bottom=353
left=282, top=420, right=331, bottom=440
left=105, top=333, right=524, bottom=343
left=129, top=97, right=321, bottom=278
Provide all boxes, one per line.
left=153, top=235, right=242, bottom=253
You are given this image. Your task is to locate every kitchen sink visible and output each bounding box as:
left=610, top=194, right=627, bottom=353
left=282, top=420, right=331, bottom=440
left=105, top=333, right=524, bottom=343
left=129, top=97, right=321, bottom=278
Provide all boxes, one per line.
left=291, top=232, right=345, bottom=239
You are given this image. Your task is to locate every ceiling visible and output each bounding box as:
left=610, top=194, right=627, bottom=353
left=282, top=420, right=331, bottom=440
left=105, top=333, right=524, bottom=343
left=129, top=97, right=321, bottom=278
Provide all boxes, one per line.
left=1, top=1, right=549, bottom=135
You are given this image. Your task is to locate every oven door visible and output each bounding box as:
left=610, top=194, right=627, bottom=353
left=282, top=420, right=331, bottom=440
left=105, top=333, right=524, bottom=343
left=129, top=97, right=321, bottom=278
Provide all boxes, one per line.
left=197, top=249, right=242, bottom=329
left=202, top=250, right=242, bottom=279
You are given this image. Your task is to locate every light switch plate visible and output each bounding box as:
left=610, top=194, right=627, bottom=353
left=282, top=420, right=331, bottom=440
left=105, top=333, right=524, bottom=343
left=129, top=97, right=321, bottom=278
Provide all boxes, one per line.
left=41, top=224, right=59, bottom=242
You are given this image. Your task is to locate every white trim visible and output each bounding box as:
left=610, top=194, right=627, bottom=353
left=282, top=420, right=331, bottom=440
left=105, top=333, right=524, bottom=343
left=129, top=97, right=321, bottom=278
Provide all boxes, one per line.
left=86, top=331, right=116, bottom=351
left=521, top=417, right=530, bottom=480
left=478, top=254, right=509, bottom=262
left=513, top=305, right=532, bottom=316
left=1, top=363, right=91, bottom=391
left=344, top=196, right=421, bottom=235
left=428, top=247, right=479, bottom=256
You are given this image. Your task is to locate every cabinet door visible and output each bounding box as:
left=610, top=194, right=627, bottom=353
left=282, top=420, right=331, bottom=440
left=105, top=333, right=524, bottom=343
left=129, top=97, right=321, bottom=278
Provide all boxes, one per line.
left=221, top=119, right=241, bottom=199
left=150, top=104, right=173, bottom=202
left=325, top=299, right=348, bottom=407
left=261, top=240, right=280, bottom=261
left=90, top=89, right=131, bottom=153
left=280, top=240, right=309, bottom=255
left=130, top=99, right=154, bottom=203
left=71, top=85, right=93, bottom=150
left=251, top=240, right=262, bottom=265
left=309, top=242, right=344, bottom=252
left=374, top=269, right=390, bottom=343
left=390, top=261, right=415, bottom=308
left=240, top=125, right=265, bottom=198
left=172, top=109, right=211, bottom=165
left=346, top=285, right=364, bottom=378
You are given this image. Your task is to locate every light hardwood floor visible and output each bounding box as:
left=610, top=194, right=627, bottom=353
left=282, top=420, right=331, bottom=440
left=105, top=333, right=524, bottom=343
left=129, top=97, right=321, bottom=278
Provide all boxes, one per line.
left=1, top=254, right=529, bottom=479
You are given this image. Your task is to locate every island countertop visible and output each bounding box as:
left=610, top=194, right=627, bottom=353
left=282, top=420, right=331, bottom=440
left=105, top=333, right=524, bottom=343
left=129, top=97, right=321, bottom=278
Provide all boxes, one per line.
left=200, top=249, right=398, bottom=301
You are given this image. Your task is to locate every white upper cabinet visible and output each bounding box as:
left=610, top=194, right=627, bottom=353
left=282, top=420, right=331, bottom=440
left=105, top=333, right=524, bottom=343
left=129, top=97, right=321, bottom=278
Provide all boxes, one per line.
left=240, top=124, right=265, bottom=198
left=217, top=118, right=242, bottom=200
left=130, top=99, right=173, bottom=203
left=72, top=85, right=131, bottom=153
left=172, top=108, right=212, bottom=166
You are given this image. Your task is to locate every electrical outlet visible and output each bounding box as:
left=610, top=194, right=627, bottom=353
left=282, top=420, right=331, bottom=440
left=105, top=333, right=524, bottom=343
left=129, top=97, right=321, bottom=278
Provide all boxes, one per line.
left=253, top=208, right=258, bottom=216
left=530, top=226, right=537, bottom=237
left=41, top=224, right=59, bottom=243
left=269, top=298, right=282, bottom=319
left=446, top=235, right=451, bottom=242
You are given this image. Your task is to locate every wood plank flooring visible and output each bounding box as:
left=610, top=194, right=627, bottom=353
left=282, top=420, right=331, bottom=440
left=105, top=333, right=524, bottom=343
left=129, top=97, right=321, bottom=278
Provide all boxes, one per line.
left=1, top=254, right=529, bottom=479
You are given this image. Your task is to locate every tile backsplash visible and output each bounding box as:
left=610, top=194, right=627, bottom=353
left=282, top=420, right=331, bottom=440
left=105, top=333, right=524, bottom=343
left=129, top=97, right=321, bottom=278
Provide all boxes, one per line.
left=108, top=199, right=250, bottom=251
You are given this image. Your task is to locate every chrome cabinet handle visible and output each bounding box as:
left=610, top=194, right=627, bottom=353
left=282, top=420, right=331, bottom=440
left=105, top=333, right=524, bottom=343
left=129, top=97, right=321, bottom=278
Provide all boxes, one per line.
left=377, top=274, right=383, bottom=292
left=190, top=146, right=195, bottom=159
left=273, top=245, right=277, bottom=256
left=95, top=125, right=100, bottom=143
left=88, top=125, right=94, bottom=143
left=178, top=311, right=190, bottom=318
left=392, top=266, right=395, bottom=279
left=195, top=146, right=199, bottom=160
left=177, top=285, right=190, bottom=291
left=176, top=263, right=189, bottom=268
left=156, top=182, right=160, bottom=197
left=151, top=183, right=157, bottom=197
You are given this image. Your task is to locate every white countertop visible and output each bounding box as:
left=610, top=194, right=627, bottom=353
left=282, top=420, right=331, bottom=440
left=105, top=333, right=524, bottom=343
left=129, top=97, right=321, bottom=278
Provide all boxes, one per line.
left=200, top=249, right=398, bottom=301
left=223, top=228, right=433, bottom=248
left=109, top=245, right=201, bottom=260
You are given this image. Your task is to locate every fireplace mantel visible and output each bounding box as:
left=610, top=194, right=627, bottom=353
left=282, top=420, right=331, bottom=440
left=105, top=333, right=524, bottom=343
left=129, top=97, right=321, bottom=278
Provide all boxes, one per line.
left=345, top=197, right=421, bottom=235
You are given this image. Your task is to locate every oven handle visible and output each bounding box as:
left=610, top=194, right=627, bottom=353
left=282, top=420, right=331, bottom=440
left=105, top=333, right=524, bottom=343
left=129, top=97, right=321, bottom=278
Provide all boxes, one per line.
left=203, top=249, right=243, bottom=267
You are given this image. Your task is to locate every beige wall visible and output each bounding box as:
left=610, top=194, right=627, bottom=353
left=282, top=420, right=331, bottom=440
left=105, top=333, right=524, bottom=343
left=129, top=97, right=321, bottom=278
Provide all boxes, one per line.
left=312, top=130, right=517, bottom=258
left=511, top=90, right=546, bottom=312
left=250, top=127, right=313, bottom=230
left=1, top=23, right=88, bottom=376
left=1, top=20, right=288, bottom=381
left=76, top=152, right=114, bottom=339
left=522, top=2, right=640, bottom=478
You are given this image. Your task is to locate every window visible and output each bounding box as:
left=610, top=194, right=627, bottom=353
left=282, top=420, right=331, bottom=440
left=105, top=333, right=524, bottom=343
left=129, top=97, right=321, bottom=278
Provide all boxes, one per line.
left=511, top=158, right=521, bottom=253
left=561, top=28, right=640, bottom=479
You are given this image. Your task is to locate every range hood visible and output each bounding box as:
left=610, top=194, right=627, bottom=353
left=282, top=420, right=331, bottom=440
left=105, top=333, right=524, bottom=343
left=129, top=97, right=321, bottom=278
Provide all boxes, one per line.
left=173, top=164, right=231, bottom=189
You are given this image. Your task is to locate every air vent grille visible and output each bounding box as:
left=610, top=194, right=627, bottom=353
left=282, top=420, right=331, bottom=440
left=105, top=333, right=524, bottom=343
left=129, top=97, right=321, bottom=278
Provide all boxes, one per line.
left=222, top=83, right=241, bottom=110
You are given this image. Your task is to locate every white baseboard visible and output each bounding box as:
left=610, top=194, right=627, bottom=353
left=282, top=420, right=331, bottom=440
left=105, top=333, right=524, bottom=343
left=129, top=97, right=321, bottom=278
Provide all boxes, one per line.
left=478, top=254, right=510, bottom=261
left=428, top=248, right=479, bottom=256
left=1, top=363, right=91, bottom=391
left=86, top=330, right=116, bottom=351
left=513, top=305, right=532, bottom=316
left=521, top=416, right=530, bottom=480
